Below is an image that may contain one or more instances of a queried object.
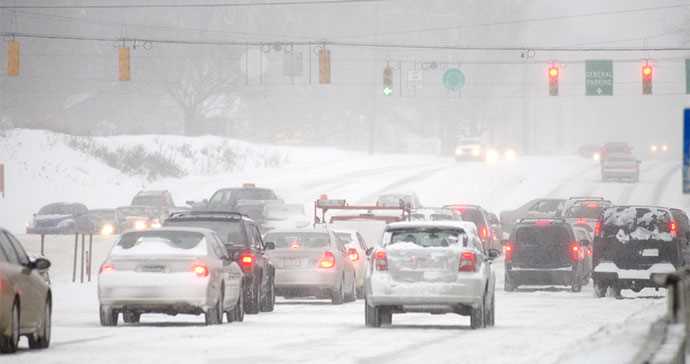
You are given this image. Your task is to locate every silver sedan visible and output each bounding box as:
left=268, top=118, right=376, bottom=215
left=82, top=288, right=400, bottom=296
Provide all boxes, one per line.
left=365, top=221, right=498, bottom=329
left=98, top=227, right=244, bottom=326
left=264, top=228, right=357, bottom=304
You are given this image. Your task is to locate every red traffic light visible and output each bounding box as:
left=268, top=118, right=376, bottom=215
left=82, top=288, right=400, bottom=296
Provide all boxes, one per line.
left=548, top=66, right=559, bottom=78
left=642, top=64, right=653, bottom=79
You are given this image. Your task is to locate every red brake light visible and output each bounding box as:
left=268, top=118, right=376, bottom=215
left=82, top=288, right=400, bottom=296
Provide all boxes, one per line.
left=585, top=202, right=600, bottom=208
left=594, top=221, right=602, bottom=237
left=568, top=242, right=582, bottom=262
left=374, top=250, right=388, bottom=271
left=240, top=252, right=255, bottom=273
left=670, top=220, right=678, bottom=237
left=535, top=220, right=552, bottom=226
left=459, top=251, right=478, bottom=272
left=576, top=218, right=587, bottom=225
left=319, top=251, right=336, bottom=269
left=99, top=263, right=114, bottom=274
left=192, top=262, right=209, bottom=277
left=347, top=248, right=359, bottom=262
left=503, top=242, right=514, bottom=262
left=479, top=225, right=489, bottom=240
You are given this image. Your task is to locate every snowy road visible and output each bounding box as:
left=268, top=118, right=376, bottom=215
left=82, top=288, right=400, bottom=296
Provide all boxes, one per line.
left=6, top=155, right=681, bottom=364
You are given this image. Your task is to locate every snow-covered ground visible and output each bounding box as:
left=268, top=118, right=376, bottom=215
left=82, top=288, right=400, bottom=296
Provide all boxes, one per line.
left=1, top=129, right=684, bottom=363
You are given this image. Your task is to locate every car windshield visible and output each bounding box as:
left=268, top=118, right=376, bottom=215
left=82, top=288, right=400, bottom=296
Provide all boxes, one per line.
left=531, top=200, right=564, bottom=214
left=602, top=207, right=673, bottom=241
left=385, top=228, right=463, bottom=248
left=264, top=232, right=331, bottom=249
left=131, top=195, right=166, bottom=207
left=564, top=201, right=611, bottom=219
left=38, top=204, right=73, bottom=215
left=117, top=231, right=204, bottom=250
left=164, top=219, right=245, bottom=245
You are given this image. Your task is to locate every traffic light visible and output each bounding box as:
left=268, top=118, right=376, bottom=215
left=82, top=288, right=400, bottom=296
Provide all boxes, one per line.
left=319, top=48, right=331, bottom=84
left=118, top=47, right=130, bottom=81
left=642, top=63, right=653, bottom=95
left=383, top=65, right=393, bottom=96
left=7, top=40, right=19, bottom=76
left=548, top=64, right=559, bottom=96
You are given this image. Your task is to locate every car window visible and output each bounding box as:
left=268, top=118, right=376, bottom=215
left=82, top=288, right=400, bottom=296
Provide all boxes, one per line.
left=357, top=233, right=368, bottom=250
left=385, top=228, right=465, bottom=248
left=0, top=233, right=21, bottom=264
left=0, top=233, right=10, bottom=263
left=251, top=225, right=264, bottom=250
left=5, top=232, right=29, bottom=265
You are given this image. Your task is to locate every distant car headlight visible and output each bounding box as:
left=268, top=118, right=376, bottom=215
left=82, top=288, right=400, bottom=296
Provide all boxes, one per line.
left=504, top=149, right=517, bottom=161
left=100, top=224, right=115, bottom=236
left=150, top=219, right=162, bottom=229
left=592, top=152, right=601, bottom=161
left=455, top=147, right=464, bottom=156
left=485, top=149, right=500, bottom=164
left=134, top=220, right=147, bottom=230
left=471, top=147, right=481, bottom=157
left=650, top=145, right=658, bottom=153
left=661, top=144, right=668, bottom=152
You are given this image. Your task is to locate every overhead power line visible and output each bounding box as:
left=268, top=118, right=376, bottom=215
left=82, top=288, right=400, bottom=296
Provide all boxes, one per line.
left=0, top=0, right=386, bottom=9
left=4, top=31, right=690, bottom=53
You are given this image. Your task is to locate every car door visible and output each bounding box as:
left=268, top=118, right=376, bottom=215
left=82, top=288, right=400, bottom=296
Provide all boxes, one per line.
left=209, top=233, right=239, bottom=308
left=0, top=231, right=43, bottom=331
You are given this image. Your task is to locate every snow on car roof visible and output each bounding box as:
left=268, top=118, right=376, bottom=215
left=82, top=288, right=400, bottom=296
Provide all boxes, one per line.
left=386, top=220, right=476, bottom=234
left=121, top=226, right=216, bottom=236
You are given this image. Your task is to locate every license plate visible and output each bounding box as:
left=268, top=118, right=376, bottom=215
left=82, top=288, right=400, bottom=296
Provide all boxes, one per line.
left=282, top=258, right=303, bottom=268
left=641, top=249, right=659, bottom=257
left=140, top=265, right=166, bottom=273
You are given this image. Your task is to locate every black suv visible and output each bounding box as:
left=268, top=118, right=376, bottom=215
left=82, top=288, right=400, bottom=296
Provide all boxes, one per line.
left=191, top=185, right=282, bottom=226
left=592, top=206, right=689, bottom=298
left=164, top=211, right=276, bottom=314
left=503, top=218, right=592, bottom=292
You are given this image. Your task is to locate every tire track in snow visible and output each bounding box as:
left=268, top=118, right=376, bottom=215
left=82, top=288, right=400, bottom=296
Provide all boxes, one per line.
left=354, top=330, right=467, bottom=364
left=547, top=164, right=600, bottom=198
left=616, top=161, right=665, bottom=204
left=301, top=163, right=429, bottom=190
left=652, top=164, right=681, bottom=204
left=356, top=164, right=452, bottom=204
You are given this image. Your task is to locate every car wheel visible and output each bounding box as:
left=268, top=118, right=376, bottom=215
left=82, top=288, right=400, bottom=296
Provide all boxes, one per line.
left=205, top=289, right=223, bottom=326
left=123, top=311, right=140, bottom=324
left=0, top=301, right=20, bottom=353
left=260, top=274, right=275, bottom=313
left=470, top=296, right=485, bottom=329
left=611, top=285, right=624, bottom=300
left=29, top=298, right=51, bottom=349
left=331, top=277, right=344, bottom=305
left=504, top=272, right=517, bottom=292
left=99, top=304, right=118, bottom=327
left=571, top=276, right=582, bottom=293
left=244, top=277, right=261, bottom=314
left=228, top=287, right=245, bottom=323
left=593, top=279, right=608, bottom=298
left=485, top=292, right=495, bottom=327
left=379, top=307, right=392, bottom=326
left=364, top=299, right=380, bottom=328
left=356, top=285, right=365, bottom=300
left=344, top=275, right=356, bottom=303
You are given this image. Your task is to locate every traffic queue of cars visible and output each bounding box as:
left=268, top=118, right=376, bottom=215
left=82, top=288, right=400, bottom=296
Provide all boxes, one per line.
left=6, top=183, right=689, bottom=354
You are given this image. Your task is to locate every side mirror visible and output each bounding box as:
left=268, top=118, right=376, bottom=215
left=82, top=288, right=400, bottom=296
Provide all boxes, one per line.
left=487, top=248, right=501, bottom=259
left=580, top=239, right=590, bottom=247
left=264, top=241, right=275, bottom=250
left=31, top=257, right=51, bottom=270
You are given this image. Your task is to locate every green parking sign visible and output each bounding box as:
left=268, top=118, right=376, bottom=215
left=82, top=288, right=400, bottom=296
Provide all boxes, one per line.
left=585, top=60, right=613, bottom=96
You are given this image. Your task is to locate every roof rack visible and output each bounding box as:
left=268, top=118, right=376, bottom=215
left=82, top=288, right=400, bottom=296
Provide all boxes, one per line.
left=567, top=196, right=604, bottom=200
left=168, top=210, right=248, bottom=220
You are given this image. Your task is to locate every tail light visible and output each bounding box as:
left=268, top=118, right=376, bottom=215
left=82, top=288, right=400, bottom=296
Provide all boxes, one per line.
left=134, top=220, right=147, bottom=230
left=569, top=242, right=582, bottom=262
left=191, top=262, right=209, bottom=277
left=239, top=251, right=255, bottom=273
left=669, top=220, right=678, bottom=238
left=318, top=251, right=336, bottom=269
left=374, top=250, right=388, bottom=271
left=347, top=248, right=359, bottom=262
left=459, top=251, right=478, bottom=272
left=594, top=220, right=602, bottom=237
left=503, top=242, right=514, bottom=262
left=576, top=218, right=587, bottom=225
left=150, top=219, right=162, bottom=229
left=479, top=225, right=489, bottom=241
left=99, top=262, right=114, bottom=274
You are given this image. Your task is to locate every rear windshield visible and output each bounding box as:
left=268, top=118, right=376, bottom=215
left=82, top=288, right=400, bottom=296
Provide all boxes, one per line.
left=563, top=201, right=611, bottom=219
left=131, top=195, right=166, bottom=207
left=209, top=189, right=277, bottom=206
left=39, top=204, right=73, bottom=215
left=264, top=232, right=331, bottom=249
left=164, top=219, right=245, bottom=245
left=456, top=209, right=483, bottom=227
left=384, top=228, right=463, bottom=248
left=515, top=225, right=571, bottom=246
left=117, top=231, right=205, bottom=250
left=603, top=207, right=673, bottom=242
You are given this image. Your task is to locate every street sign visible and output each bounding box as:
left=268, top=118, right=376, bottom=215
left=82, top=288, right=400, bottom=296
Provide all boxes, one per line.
left=442, top=68, right=465, bottom=91
left=585, top=60, right=613, bottom=96
left=683, top=109, right=690, bottom=194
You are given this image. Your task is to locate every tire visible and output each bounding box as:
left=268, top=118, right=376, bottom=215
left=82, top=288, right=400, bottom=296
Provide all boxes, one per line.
left=244, top=277, right=261, bottom=314
left=260, top=274, right=275, bottom=313
left=227, top=288, right=245, bottom=323
left=365, top=299, right=381, bottom=328
left=123, top=311, right=140, bottom=324
left=99, top=304, right=118, bottom=327
left=571, top=277, right=582, bottom=293
left=470, top=297, right=485, bottom=329
left=611, top=285, right=624, bottom=300
left=504, top=272, right=517, bottom=292
left=205, top=289, right=223, bottom=326
left=29, top=299, right=51, bottom=349
left=0, top=301, right=20, bottom=353
left=485, top=292, right=495, bottom=327
left=593, top=280, right=608, bottom=298
left=331, top=278, right=344, bottom=305
left=344, top=275, right=356, bottom=303
left=379, top=307, right=392, bottom=326
left=356, top=285, right=365, bottom=300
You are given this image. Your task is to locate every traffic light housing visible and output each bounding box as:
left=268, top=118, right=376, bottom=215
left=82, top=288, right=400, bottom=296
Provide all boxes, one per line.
left=383, top=65, right=393, bottom=96
left=548, top=64, right=559, bottom=96
left=642, top=63, right=653, bottom=95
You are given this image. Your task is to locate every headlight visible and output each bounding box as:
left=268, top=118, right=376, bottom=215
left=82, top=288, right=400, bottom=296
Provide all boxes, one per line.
left=455, top=147, right=464, bottom=156
left=485, top=149, right=500, bottom=164
left=471, top=147, right=481, bottom=157
left=592, top=152, right=601, bottom=161
left=134, top=220, right=147, bottom=230
left=100, top=224, right=114, bottom=236
left=650, top=145, right=658, bottom=153
left=150, top=219, right=162, bottom=229
left=504, top=149, right=517, bottom=161
left=661, top=144, right=668, bottom=152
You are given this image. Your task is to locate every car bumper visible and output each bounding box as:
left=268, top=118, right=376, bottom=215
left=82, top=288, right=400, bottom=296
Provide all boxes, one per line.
left=507, top=267, right=576, bottom=285
left=274, top=268, right=339, bottom=290
left=366, top=273, right=485, bottom=308
left=98, top=272, right=212, bottom=310
left=593, top=262, right=676, bottom=286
